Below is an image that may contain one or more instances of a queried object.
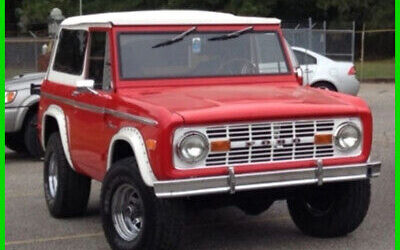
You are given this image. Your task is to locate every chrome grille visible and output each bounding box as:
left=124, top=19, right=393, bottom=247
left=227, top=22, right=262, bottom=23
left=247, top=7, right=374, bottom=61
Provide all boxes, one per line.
left=205, top=119, right=335, bottom=167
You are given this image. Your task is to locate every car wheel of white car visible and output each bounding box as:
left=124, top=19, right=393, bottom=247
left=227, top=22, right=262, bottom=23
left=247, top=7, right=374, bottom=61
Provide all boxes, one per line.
left=44, top=132, right=91, bottom=218
left=312, top=82, right=337, bottom=92
left=101, top=157, right=186, bottom=250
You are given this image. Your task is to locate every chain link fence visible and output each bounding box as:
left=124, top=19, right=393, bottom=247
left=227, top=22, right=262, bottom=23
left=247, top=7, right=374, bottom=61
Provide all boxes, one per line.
left=282, top=19, right=355, bottom=62
left=5, top=37, right=51, bottom=78
left=5, top=21, right=394, bottom=81
left=356, top=29, right=395, bottom=81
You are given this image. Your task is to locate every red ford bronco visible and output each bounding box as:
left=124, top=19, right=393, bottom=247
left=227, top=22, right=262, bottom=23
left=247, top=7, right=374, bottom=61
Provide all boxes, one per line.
left=38, top=10, right=381, bottom=250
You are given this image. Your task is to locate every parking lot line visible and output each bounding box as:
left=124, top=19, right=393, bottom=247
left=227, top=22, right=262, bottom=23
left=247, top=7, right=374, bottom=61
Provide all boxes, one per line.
left=5, top=232, right=104, bottom=246
left=5, top=215, right=291, bottom=246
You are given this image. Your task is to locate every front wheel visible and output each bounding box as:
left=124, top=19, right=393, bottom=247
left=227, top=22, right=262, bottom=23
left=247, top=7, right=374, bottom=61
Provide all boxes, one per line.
left=5, top=132, right=27, bottom=153
left=44, top=132, right=91, bottom=218
left=287, top=180, right=371, bottom=238
left=101, top=157, right=186, bottom=250
left=24, top=113, right=44, bottom=158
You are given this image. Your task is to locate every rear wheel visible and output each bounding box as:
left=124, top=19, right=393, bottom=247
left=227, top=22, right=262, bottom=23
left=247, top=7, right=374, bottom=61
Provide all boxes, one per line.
left=5, top=132, right=27, bottom=153
left=101, top=157, right=185, bottom=250
left=287, top=180, right=370, bottom=237
left=312, top=82, right=337, bottom=91
left=44, top=132, right=91, bottom=218
left=24, top=113, right=44, bottom=158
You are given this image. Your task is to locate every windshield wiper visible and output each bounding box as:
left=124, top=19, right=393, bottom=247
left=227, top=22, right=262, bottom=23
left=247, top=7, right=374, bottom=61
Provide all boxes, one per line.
left=152, top=26, right=197, bottom=48
left=208, top=26, right=253, bottom=41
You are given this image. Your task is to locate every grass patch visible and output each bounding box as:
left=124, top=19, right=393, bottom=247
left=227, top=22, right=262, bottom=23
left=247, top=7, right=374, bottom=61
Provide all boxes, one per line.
left=355, top=58, right=395, bottom=80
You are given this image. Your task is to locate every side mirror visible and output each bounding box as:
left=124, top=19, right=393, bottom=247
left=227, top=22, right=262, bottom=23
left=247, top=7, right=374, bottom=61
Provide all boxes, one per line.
left=295, top=67, right=303, bottom=85
left=73, top=79, right=98, bottom=96
left=76, top=79, right=95, bottom=88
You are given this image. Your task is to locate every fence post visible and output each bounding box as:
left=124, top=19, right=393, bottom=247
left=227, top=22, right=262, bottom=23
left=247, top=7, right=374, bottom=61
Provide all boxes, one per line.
left=308, top=17, right=312, bottom=51
left=360, top=23, right=366, bottom=81
left=323, top=20, right=327, bottom=56
left=351, top=21, right=355, bottom=62
left=29, top=31, right=38, bottom=71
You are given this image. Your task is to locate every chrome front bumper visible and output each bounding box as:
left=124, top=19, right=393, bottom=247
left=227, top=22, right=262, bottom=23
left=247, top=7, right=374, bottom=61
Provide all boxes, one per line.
left=154, top=161, right=381, bottom=198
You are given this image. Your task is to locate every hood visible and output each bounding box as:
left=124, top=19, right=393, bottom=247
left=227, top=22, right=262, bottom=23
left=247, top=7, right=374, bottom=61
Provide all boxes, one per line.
left=5, top=72, right=46, bottom=91
left=119, top=83, right=365, bottom=125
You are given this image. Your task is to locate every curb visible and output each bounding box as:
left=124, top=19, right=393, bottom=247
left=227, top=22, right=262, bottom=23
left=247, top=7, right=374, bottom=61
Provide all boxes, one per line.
left=361, top=79, right=395, bottom=84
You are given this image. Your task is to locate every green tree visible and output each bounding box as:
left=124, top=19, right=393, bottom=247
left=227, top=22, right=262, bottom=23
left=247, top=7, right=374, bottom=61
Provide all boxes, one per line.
left=19, top=0, right=394, bottom=29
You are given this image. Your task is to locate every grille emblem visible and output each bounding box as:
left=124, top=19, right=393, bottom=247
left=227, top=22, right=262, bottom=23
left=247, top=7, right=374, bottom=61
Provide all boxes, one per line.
left=246, top=141, right=255, bottom=147
left=293, top=137, right=301, bottom=144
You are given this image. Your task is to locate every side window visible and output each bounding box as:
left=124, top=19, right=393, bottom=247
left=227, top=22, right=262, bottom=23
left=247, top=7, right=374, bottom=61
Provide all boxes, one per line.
left=255, top=33, right=288, bottom=74
left=87, top=31, right=112, bottom=90
left=294, top=51, right=317, bottom=65
left=305, top=54, right=317, bottom=64
left=53, top=29, right=88, bottom=75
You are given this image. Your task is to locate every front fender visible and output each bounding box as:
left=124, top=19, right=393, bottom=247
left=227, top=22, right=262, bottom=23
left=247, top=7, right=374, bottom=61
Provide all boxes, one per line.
left=107, top=127, right=157, bottom=187
left=42, top=104, right=75, bottom=170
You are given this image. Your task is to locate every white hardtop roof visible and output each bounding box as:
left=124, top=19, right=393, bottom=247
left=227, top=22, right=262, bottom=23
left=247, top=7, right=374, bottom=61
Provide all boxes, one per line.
left=61, top=10, right=281, bottom=26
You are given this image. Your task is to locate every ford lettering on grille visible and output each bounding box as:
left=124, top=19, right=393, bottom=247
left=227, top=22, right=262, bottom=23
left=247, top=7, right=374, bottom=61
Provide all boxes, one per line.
left=205, top=120, right=335, bottom=167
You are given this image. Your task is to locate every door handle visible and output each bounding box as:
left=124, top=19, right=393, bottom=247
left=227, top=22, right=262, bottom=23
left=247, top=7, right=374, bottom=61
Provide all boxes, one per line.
left=72, top=87, right=99, bottom=97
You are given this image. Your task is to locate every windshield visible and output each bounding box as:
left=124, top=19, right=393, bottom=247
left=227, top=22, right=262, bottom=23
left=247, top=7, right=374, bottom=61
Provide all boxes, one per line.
left=118, top=31, right=290, bottom=79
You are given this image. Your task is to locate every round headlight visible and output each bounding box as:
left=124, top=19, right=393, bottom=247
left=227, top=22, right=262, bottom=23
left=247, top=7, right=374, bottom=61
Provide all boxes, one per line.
left=334, top=123, right=361, bottom=151
left=177, top=132, right=209, bottom=163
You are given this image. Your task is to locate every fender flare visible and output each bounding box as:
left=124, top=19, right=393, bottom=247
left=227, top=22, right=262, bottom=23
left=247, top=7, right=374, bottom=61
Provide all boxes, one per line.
left=21, top=94, right=40, bottom=108
left=107, top=127, right=157, bottom=187
left=41, top=104, right=75, bottom=170
left=14, top=95, right=40, bottom=131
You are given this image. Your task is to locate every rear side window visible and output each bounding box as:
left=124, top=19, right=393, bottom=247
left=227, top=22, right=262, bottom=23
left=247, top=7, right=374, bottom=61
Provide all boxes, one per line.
left=294, top=51, right=317, bottom=65
left=53, top=29, right=88, bottom=75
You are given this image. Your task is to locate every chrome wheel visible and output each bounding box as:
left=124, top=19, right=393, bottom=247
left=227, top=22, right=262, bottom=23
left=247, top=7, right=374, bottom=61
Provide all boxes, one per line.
left=111, top=184, right=143, bottom=241
left=48, top=153, right=58, bottom=199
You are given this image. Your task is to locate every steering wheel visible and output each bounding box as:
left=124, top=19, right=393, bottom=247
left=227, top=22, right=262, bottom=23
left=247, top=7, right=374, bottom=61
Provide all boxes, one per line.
left=217, top=58, right=258, bottom=75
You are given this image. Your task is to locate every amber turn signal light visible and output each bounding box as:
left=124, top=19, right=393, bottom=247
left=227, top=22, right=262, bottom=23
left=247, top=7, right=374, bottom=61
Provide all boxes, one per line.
left=211, top=140, right=231, bottom=152
left=146, top=139, right=157, bottom=150
left=314, top=134, right=333, bottom=145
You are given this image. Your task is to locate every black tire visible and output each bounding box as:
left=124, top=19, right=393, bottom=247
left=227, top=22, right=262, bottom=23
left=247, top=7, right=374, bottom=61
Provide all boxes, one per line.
left=24, top=113, right=44, bottom=158
left=312, top=82, right=337, bottom=91
left=101, top=157, right=185, bottom=250
left=287, top=180, right=371, bottom=238
left=236, top=191, right=274, bottom=216
left=5, top=132, right=27, bottom=153
left=44, top=132, right=91, bottom=218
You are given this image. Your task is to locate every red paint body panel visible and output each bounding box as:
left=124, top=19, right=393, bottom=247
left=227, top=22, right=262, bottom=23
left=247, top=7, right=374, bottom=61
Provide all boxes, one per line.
left=38, top=24, right=374, bottom=183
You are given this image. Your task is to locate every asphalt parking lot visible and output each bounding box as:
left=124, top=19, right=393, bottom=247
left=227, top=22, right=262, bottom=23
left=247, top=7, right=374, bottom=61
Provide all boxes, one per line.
left=5, top=83, right=395, bottom=250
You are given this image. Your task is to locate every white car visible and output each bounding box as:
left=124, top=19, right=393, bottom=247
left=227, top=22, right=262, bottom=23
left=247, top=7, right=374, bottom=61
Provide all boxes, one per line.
left=292, top=46, right=360, bottom=95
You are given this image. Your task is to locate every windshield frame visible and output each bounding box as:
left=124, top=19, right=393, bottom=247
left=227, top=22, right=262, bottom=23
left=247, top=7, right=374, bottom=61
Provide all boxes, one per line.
left=114, top=25, right=295, bottom=82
